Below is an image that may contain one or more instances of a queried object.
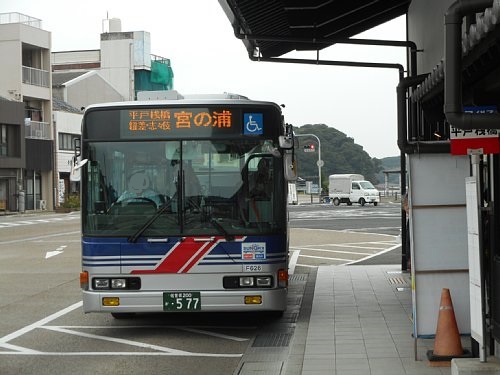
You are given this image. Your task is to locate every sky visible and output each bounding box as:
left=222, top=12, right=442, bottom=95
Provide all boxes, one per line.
left=1, top=1, right=407, bottom=159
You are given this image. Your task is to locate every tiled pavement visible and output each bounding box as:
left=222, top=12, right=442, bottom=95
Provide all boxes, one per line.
left=292, top=264, right=469, bottom=375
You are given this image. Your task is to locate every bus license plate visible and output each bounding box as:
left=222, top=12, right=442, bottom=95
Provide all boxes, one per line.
left=163, top=292, right=201, bottom=311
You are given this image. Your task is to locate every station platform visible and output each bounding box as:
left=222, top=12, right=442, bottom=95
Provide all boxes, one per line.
left=239, top=263, right=475, bottom=375
left=293, top=264, right=460, bottom=375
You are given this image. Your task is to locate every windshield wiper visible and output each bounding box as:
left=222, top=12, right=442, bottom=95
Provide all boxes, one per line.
left=210, top=218, right=235, bottom=242
left=128, top=200, right=173, bottom=243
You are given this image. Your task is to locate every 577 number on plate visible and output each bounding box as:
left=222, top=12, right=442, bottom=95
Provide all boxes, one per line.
left=163, top=292, right=201, bottom=311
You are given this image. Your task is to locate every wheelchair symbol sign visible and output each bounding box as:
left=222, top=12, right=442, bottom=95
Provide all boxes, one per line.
left=243, top=113, right=263, bottom=135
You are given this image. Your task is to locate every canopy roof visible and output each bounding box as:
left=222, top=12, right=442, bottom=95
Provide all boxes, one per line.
left=219, top=0, right=411, bottom=58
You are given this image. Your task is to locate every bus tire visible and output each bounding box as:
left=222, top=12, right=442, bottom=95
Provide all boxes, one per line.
left=111, top=312, right=136, bottom=319
left=374, top=202, right=378, bottom=206
left=332, top=198, right=340, bottom=206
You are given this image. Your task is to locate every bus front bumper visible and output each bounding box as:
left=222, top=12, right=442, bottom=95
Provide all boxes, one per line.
left=82, top=288, right=287, bottom=313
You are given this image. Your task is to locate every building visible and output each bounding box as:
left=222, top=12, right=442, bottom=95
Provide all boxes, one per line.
left=52, top=98, right=83, bottom=206
left=50, top=19, right=174, bottom=204
left=0, top=12, right=174, bottom=212
left=0, top=12, right=53, bottom=211
left=52, top=18, right=174, bottom=104
left=0, top=97, right=25, bottom=212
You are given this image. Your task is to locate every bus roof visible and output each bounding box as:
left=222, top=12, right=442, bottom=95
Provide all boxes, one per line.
left=83, top=90, right=282, bottom=113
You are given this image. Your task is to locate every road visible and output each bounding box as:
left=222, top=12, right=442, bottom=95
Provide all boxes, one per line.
left=288, top=198, right=402, bottom=270
left=0, top=201, right=402, bottom=374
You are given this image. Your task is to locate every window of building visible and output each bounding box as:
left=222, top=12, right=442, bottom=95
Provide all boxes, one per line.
left=0, top=125, right=6, bottom=156
left=59, top=133, right=78, bottom=151
left=0, top=124, right=20, bottom=157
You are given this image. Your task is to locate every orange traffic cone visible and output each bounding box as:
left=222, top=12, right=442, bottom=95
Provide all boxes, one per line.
left=427, top=288, right=471, bottom=366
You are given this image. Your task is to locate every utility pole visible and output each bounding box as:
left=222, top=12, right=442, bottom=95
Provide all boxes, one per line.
left=295, top=133, right=323, bottom=202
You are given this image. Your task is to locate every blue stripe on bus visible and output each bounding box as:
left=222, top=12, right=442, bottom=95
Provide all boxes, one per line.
left=82, top=236, right=287, bottom=258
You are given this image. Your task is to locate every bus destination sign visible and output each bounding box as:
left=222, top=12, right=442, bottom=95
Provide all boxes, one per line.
left=125, top=108, right=234, bottom=137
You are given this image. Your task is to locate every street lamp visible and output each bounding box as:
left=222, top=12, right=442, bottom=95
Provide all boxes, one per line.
left=294, top=133, right=322, bottom=202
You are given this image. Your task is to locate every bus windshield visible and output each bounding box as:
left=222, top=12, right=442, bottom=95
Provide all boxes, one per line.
left=82, top=139, right=285, bottom=237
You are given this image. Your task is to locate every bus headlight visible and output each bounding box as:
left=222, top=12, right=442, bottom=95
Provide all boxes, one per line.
left=91, top=277, right=141, bottom=290
left=239, top=276, right=255, bottom=287
left=256, top=276, right=272, bottom=287
left=94, top=278, right=110, bottom=289
left=111, top=279, right=127, bottom=289
left=223, top=275, right=274, bottom=289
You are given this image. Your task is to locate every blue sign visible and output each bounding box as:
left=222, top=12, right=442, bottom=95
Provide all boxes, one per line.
left=243, top=113, right=263, bottom=135
left=463, top=105, right=497, bottom=114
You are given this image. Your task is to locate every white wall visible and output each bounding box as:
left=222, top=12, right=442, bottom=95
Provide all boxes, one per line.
left=65, top=71, right=123, bottom=109
left=54, top=110, right=82, bottom=174
left=100, top=37, right=134, bottom=100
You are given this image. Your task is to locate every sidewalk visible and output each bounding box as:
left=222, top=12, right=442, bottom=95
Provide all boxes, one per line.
left=295, top=264, right=467, bottom=375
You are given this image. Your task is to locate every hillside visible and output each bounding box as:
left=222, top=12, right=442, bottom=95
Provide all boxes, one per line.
left=293, top=124, right=399, bottom=190
left=377, top=156, right=401, bottom=185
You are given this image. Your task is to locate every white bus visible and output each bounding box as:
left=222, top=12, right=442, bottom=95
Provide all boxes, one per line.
left=76, top=93, right=296, bottom=318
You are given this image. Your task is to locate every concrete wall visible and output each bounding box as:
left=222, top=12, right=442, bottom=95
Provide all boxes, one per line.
left=0, top=26, right=23, bottom=99
left=100, top=36, right=134, bottom=100
left=65, top=72, right=123, bottom=109
left=100, top=31, right=151, bottom=100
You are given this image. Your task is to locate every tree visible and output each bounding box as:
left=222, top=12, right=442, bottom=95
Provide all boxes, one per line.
left=294, top=124, right=384, bottom=189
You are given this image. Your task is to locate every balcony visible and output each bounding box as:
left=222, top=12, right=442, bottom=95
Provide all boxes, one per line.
left=22, top=66, right=50, bottom=88
left=25, top=120, right=51, bottom=140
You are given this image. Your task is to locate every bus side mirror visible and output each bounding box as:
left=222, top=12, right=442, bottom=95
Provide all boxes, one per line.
left=70, top=156, right=88, bottom=182
left=279, top=135, right=293, bottom=149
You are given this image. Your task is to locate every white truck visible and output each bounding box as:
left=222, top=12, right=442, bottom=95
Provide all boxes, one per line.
left=328, top=174, right=380, bottom=206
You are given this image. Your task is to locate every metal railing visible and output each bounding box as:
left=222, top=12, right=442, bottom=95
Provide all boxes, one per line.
left=22, top=66, right=50, bottom=88
left=25, top=120, right=51, bottom=140
left=0, top=12, right=41, bottom=28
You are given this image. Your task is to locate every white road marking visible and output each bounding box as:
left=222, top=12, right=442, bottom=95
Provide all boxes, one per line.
left=0, top=351, right=241, bottom=356
left=0, top=301, right=82, bottom=345
left=45, top=250, right=64, bottom=259
left=0, top=231, right=80, bottom=245
left=299, top=254, right=351, bottom=262
left=180, top=327, right=248, bottom=342
left=291, top=228, right=400, bottom=267
left=0, top=301, right=246, bottom=357
left=343, top=243, right=402, bottom=266
left=0, top=216, right=79, bottom=229
left=290, top=246, right=374, bottom=256
left=42, top=326, right=216, bottom=356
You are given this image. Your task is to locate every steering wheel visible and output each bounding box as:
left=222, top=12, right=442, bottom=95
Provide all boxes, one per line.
left=117, top=197, right=157, bottom=206
left=108, top=197, right=158, bottom=214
